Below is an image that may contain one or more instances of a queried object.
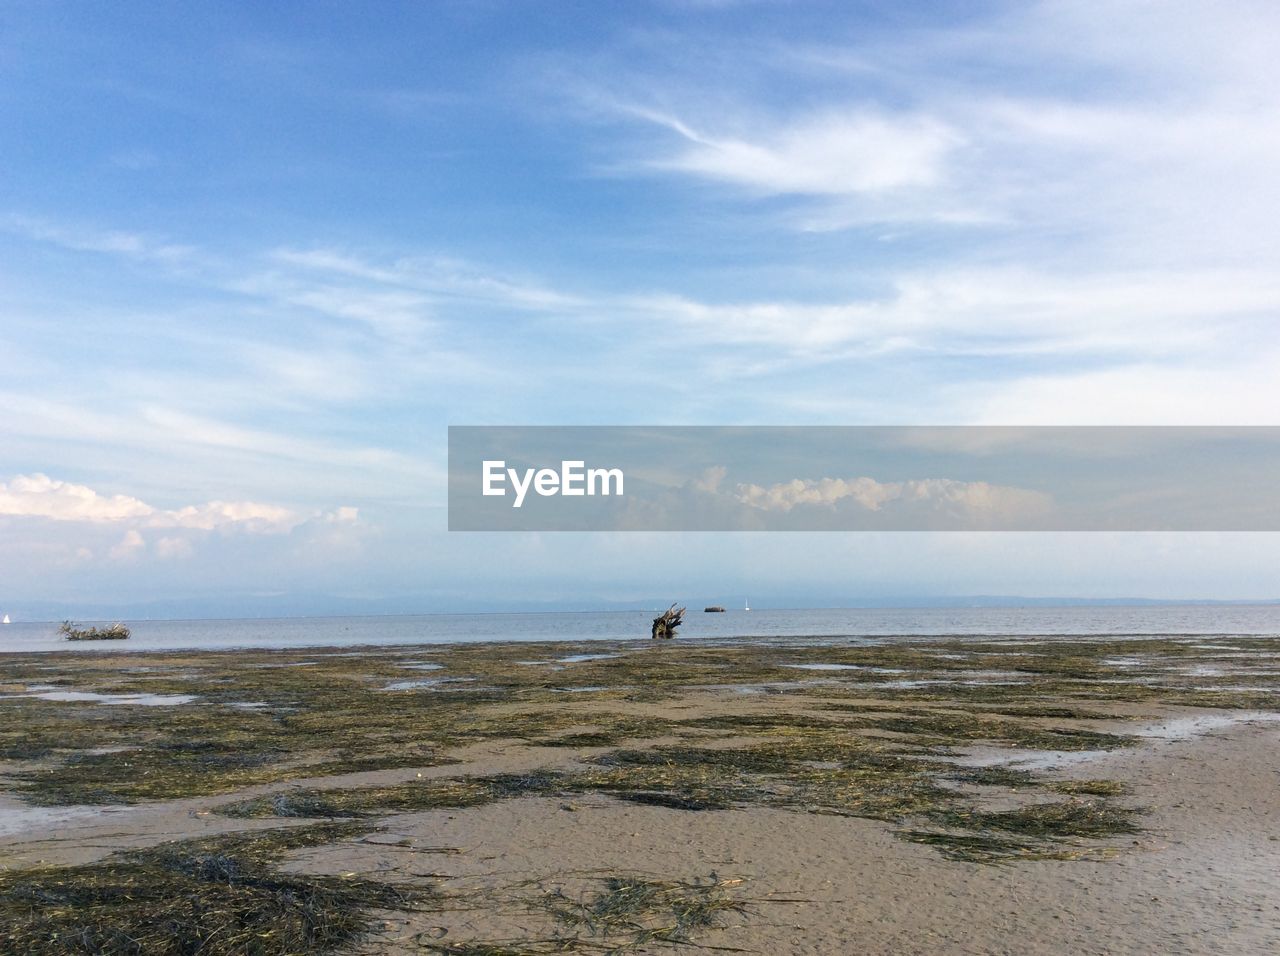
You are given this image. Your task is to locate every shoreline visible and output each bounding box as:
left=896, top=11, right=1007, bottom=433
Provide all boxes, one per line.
left=5, top=604, right=1280, bottom=656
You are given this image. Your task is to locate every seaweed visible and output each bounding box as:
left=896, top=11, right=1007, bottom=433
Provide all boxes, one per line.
left=420, top=873, right=748, bottom=954
left=0, top=823, right=436, bottom=955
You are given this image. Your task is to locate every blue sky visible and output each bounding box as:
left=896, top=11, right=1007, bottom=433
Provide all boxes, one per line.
left=2, top=1, right=1278, bottom=617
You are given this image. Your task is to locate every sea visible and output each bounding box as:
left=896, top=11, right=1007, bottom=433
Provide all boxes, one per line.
left=2, top=605, right=1279, bottom=654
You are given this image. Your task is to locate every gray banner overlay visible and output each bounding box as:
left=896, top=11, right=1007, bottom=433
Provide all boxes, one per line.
left=448, top=426, right=1280, bottom=531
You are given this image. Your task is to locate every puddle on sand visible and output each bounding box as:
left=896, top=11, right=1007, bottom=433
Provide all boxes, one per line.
left=1101, top=657, right=1151, bottom=668
left=784, top=663, right=906, bottom=673
left=0, top=799, right=136, bottom=839
left=551, top=685, right=619, bottom=694
left=381, top=677, right=476, bottom=691
left=1136, top=712, right=1280, bottom=740
left=955, top=711, right=1280, bottom=772
left=252, top=661, right=319, bottom=669
left=398, top=662, right=443, bottom=671
left=1, top=689, right=196, bottom=706
left=955, top=748, right=1115, bottom=772
left=1180, top=665, right=1227, bottom=677
left=706, top=680, right=841, bottom=695
left=557, top=653, right=622, bottom=664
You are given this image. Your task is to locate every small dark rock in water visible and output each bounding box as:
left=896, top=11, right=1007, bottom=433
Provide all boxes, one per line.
left=651, top=605, right=685, bottom=639
left=704, top=606, right=726, bottom=613
left=60, top=620, right=130, bottom=641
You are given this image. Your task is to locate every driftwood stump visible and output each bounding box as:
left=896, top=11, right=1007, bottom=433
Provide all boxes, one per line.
left=651, top=604, right=685, bottom=639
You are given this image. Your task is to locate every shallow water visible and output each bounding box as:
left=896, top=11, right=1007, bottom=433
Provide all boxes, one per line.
left=2, top=604, right=1279, bottom=654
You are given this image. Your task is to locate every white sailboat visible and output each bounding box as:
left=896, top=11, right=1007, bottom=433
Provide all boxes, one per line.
left=2, top=614, right=9, bottom=625
left=744, top=598, right=750, bottom=612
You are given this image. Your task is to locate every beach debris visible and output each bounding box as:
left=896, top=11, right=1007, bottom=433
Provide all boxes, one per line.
left=651, top=604, right=685, bottom=640
left=59, top=620, right=130, bottom=641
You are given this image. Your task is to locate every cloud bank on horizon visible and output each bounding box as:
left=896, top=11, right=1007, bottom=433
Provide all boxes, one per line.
left=1, top=1, right=1278, bottom=614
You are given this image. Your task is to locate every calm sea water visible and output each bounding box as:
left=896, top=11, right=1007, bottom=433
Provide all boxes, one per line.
left=2, top=605, right=1279, bottom=654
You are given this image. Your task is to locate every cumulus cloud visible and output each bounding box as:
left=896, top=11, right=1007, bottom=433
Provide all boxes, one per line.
left=0, top=474, right=357, bottom=537
left=108, top=529, right=146, bottom=561
left=601, top=468, right=1057, bottom=532
left=0, top=474, right=154, bottom=522
left=322, top=506, right=360, bottom=524
left=734, top=475, right=1053, bottom=525
left=690, top=465, right=728, bottom=493
left=156, top=501, right=300, bottom=534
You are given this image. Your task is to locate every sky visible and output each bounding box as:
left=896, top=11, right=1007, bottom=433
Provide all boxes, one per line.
left=1, top=0, right=1279, bottom=617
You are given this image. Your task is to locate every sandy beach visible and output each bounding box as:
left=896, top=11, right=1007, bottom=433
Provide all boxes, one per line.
left=3, top=635, right=1279, bottom=954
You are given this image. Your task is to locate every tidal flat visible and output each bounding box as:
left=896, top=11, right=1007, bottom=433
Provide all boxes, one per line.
left=2, top=634, right=1279, bottom=954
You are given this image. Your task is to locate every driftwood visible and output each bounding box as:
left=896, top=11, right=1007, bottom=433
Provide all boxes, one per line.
left=60, top=620, right=130, bottom=641
left=651, top=604, right=685, bottom=639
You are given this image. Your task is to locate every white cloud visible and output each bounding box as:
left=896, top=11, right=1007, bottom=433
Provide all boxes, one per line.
left=109, top=529, right=146, bottom=561
left=965, top=352, right=1280, bottom=426
left=735, top=475, right=1052, bottom=521
left=0, top=474, right=154, bottom=522
left=629, top=267, right=1280, bottom=358
left=156, top=501, right=300, bottom=534
left=691, top=465, right=727, bottom=493
left=322, top=506, right=360, bottom=524
left=270, top=247, right=582, bottom=312
left=0, top=473, right=356, bottom=536
left=584, top=0, right=1280, bottom=268
left=636, top=106, right=960, bottom=197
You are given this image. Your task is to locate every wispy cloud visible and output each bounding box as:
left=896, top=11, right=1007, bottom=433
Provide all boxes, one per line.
left=572, top=1, right=1280, bottom=257
left=2, top=214, right=196, bottom=263
left=627, top=266, right=1280, bottom=361
left=629, top=105, right=961, bottom=198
